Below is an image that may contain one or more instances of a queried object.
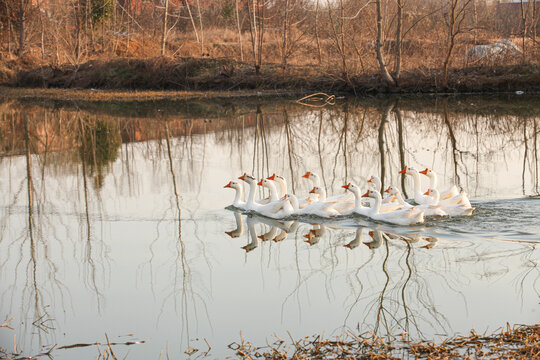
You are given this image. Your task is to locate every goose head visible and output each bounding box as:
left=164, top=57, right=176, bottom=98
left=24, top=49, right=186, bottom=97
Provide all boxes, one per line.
left=367, top=175, right=382, bottom=189
left=258, top=178, right=275, bottom=189
left=362, top=190, right=381, bottom=199
left=398, top=166, right=418, bottom=176
left=239, top=173, right=256, bottom=183
left=423, top=188, right=440, bottom=202
left=342, top=182, right=360, bottom=194
left=385, top=185, right=399, bottom=195
left=419, top=168, right=434, bottom=178
left=309, top=186, right=324, bottom=196
left=224, top=180, right=242, bottom=190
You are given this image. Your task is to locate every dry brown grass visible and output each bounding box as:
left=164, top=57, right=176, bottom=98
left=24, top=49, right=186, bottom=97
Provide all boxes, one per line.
left=230, top=324, right=539, bottom=359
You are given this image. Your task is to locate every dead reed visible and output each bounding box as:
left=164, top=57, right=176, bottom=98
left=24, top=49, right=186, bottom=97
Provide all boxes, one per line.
left=229, top=324, right=539, bottom=359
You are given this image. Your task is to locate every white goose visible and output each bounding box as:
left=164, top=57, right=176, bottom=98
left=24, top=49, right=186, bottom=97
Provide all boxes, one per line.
left=385, top=185, right=447, bottom=216
left=267, top=173, right=313, bottom=209
left=256, top=178, right=295, bottom=219
left=238, top=174, right=293, bottom=218
left=419, top=168, right=459, bottom=200
left=361, top=189, right=425, bottom=225
left=399, top=166, right=432, bottom=205
left=309, top=186, right=354, bottom=215
left=424, top=188, right=474, bottom=216
left=288, top=192, right=341, bottom=218
left=368, top=175, right=396, bottom=204
left=342, top=183, right=402, bottom=215
left=343, top=183, right=424, bottom=225
left=224, top=180, right=247, bottom=210
left=302, top=171, right=354, bottom=203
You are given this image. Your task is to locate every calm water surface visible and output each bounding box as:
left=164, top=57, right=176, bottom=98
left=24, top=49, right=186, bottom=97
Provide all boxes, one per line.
left=0, top=96, right=539, bottom=359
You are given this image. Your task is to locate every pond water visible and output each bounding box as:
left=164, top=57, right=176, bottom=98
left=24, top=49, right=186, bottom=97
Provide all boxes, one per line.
left=0, top=95, right=539, bottom=359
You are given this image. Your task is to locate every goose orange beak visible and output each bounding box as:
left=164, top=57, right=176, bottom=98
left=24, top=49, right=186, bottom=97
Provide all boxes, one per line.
left=257, top=179, right=263, bottom=186
left=344, top=244, right=352, bottom=249
left=258, top=235, right=265, bottom=240
left=367, top=177, right=373, bottom=183
left=309, top=187, right=317, bottom=194
left=369, top=231, right=374, bottom=237
left=303, top=234, right=311, bottom=239
left=342, top=183, right=350, bottom=189
left=302, top=171, right=311, bottom=179
left=361, top=190, right=370, bottom=198
left=420, top=168, right=428, bottom=175
left=384, top=186, right=391, bottom=193
left=225, top=231, right=233, bottom=237
left=238, top=173, right=246, bottom=180
left=423, top=190, right=430, bottom=195
left=224, top=181, right=232, bottom=188
left=399, top=166, right=407, bottom=174
left=268, top=173, right=276, bottom=180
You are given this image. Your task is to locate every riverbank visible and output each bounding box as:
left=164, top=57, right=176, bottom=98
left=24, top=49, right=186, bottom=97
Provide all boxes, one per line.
left=2, top=57, right=540, bottom=95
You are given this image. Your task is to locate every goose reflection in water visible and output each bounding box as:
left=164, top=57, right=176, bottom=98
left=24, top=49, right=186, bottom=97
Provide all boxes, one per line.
left=226, top=211, right=440, bottom=254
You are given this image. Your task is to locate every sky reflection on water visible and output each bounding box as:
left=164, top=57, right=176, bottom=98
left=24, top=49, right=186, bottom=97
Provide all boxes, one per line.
left=0, top=96, right=538, bottom=359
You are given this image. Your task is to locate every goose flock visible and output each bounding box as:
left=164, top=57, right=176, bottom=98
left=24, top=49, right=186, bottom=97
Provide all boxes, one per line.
left=224, top=166, right=473, bottom=226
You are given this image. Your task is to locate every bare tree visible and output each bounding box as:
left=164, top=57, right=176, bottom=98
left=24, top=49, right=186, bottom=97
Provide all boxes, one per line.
left=247, top=0, right=265, bottom=74
left=442, top=0, right=473, bottom=88
left=161, top=0, right=169, bottom=55
left=235, top=0, right=244, bottom=61
left=375, top=0, right=395, bottom=86
left=394, top=0, right=403, bottom=80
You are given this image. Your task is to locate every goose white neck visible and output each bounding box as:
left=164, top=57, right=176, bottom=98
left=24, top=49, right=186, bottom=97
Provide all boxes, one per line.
left=430, top=189, right=440, bottom=204
left=350, top=189, right=364, bottom=210
left=274, top=177, right=287, bottom=197
left=288, top=194, right=299, bottom=211
left=246, top=180, right=257, bottom=206
left=369, top=191, right=382, bottom=214
left=428, top=172, right=438, bottom=189
left=316, top=187, right=326, bottom=201
left=311, top=173, right=321, bottom=187
left=233, top=185, right=243, bottom=206
left=263, top=181, right=279, bottom=201
left=394, top=190, right=407, bottom=206
left=371, top=176, right=382, bottom=192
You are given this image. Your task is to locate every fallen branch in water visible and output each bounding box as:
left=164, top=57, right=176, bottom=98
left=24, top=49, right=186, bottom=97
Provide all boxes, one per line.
left=0, top=318, right=13, bottom=330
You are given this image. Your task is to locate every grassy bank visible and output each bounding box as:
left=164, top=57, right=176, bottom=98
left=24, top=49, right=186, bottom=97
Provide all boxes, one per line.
left=2, top=57, right=540, bottom=95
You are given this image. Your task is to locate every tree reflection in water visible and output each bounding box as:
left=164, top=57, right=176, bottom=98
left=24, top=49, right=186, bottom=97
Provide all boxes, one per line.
left=0, top=96, right=538, bottom=358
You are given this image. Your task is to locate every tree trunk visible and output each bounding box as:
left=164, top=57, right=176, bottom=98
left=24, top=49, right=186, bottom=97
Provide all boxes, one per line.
left=235, top=0, right=244, bottom=61
left=281, top=0, right=290, bottom=68
left=395, top=0, right=402, bottom=80
left=256, top=0, right=264, bottom=73
left=196, top=0, right=205, bottom=54
left=315, top=0, right=322, bottom=65
left=18, top=0, right=24, bottom=54
left=375, top=0, right=395, bottom=86
left=161, top=0, right=169, bottom=56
